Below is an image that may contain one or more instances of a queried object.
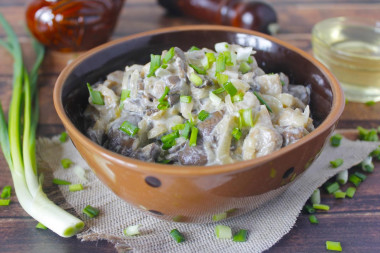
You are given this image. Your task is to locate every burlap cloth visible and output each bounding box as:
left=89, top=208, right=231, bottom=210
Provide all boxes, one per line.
left=36, top=134, right=380, bottom=253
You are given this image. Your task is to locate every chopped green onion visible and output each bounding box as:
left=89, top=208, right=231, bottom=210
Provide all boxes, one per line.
left=223, top=51, right=233, bottom=66
left=348, top=174, right=362, bottom=187
left=189, top=127, right=198, bottom=147
left=357, top=126, right=378, bottom=141
left=232, top=92, right=244, bottom=103
left=247, top=56, right=254, bottom=64
left=161, top=64, right=168, bottom=69
left=216, top=73, right=229, bottom=85
left=330, top=158, right=343, bottom=168
left=59, top=132, right=68, bottom=143
left=313, top=204, right=330, bottom=211
left=361, top=156, right=374, bottom=172
left=1, top=185, right=11, bottom=199
left=232, top=128, right=242, bottom=140
left=239, top=109, right=256, bottom=128
left=330, top=134, right=342, bottom=147
left=87, top=83, right=104, bottom=105
left=162, top=139, right=176, bottom=150
left=53, top=178, right=71, bottom=185
left=119, top=89, right=131, bottom=109
left=120, top=121, right=139, bottom=136
left=212, top=212, right=227, bottom=221
left=354, top=171, right=367, bottom=181
left=239, top=62, right=251, bottom=74
left=158, top=86, right=170, bottom=102
left=334, top=190, right=346, bottom=199
left=189, top=64, right=206, bottom=75
left=309, top=215, right=319, bottom=224
left=161, top=130, right=180, bottom=144
left=0, top=199, right=10, bottom=206
left=61, top=158, right=73, bottom=169
left=157, top=101, right=170, bottom=110
left=215, top=225, right=232, bottom=239
left=158, top=159, right=171, bottom=164
left=212, top=87, right=225, bottom=95
left=82, top=205, right=99, bottom=218
left=205, top=52, right=216, bottom=68
left=189, top=46, right=200, bottom=51
left=69, top=184, right=83, bottom=192
left=303, top=204, right=316, bottom=214
left=223, top=81, right=237, bottom=97
left=147, top=54, right=161, bottom=77
left=162, top=47, right=175, bottom=64
left=346, top=187, right=356, bottom=198
left=198, top=110, right=209, bottom=121
left=325, top=182, right=340, bottom=194
left=189, top=73, right=203, bottom=86
left=280, top=80, right=285, bottom=86
left=170, top=229, right=185, bottom=243
left=370, top=146, right=380, bottom=159
left=216, top=54, right=226, bottom=73
left=337, top=170, right=348, bottom=185
left=365, top=100, right=376, bottom=106
left=310, top=189, right=320, bottom=204
left=182, top=121, right=192, bottom=139
left=36, top=222, right=47, bottom=229
left=326, top=241, right=342, bottom=252
left=172, top=124, right=185, bottom=131
left=233, top=229, right=248, bottom=242
left=123, top=225, right=140, bottom=236
left=180, top=95, right=192, bottom=103
left=253, top=91, right=273, bottom=113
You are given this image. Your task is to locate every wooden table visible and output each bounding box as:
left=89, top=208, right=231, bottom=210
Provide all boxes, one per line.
left=1, top=0, right=380, bottom=252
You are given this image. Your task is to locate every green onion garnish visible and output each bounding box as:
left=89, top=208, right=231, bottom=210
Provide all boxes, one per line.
left=212, top=212, right=227, bottom=221
left=346, top=187, right=356, bottom=198
left=189, top=73, right=203, bottom=86
left=247, top=56, right=254, bottom=64
left=69, top=184, right=84, bottom=192
left=158, top=86, right=170, bottom=102
left=212, top=87, right=225, bottom=95
left=59, top=132, right=68, bottom=143
left=158, top=159, right=171, bottom=164
left=330, top=134, right=342, bottom=147
left=216, top=54, right=226, bottom=73
left=334, top=190, right=346, bottom=199
left=189, top=46, right=200, bottom=51
left=357, top=126, right=378, bottom=142
left=336, top=170, right=348, bottom=185
left=61, top=158, right=73, bottom=169
left=198, top=110, right=209, bottom=121
left=120, top=121, right=139, bottom=136
left=370, top=146, right=380, bottom=159
left=157, top=101, right=170, bottom=110
left=170, top=228, right=185, bottom=243
left=239, top=109, right=255, bottom=128
left=313, top=204, right=330, bottom=211
left=189, top=127, right=198, bottom=147
left=36, top=222, right=48, bottom=230
left=361, top=156, right=374, bottom=172
left=310, top=189, right=320, bottom=204
left=53, top=178, right=71, bottom=185
left=233, top=229, right=248, bottom=242
left=82, top=205, right=99, bottom=218
left=205, top=52, right=216, bottom=67
left=172, top=124, right=185, bottom=131
left=354, top=171, right=367, bottom=181
left=87, top=83, right=105, bottom=105
left=1, top=185, right=11, bottom=199
left=180, top=95, right=192, bottom=103
left=162, top=139, right=176, bottom=150
left=365, top=100, right=376, bottom=106
left=303, top=204, right=316, bottom=214
left=330, top=158, right=343, bottom=168
left=232, top=92, right=244, bottom=103
left=119, top=89, right=131, bottom=109
left=223, top=51, right=233, bottom=66
left=189, top=64, right=206, bottom=75
left=162, top=47, right=175, bottom=64
left=239, top=62, right=251, bottom=74
left=182, top=121, right=192, bottom=139
left=161, top=130, right=180, bottom=144
left=232, top=128, right=242, bottom=140
left=309, top=215, right=319, bottom=224
left=216, top=73, right=229, bottom=85
left=147, top=54, right=161, bottom=77
left=123, top=225, right=140, bottom=236
left=0, top=199, right=10, bottom=206
left=161, top=64, right=168, bottom=69
left=326, top=241, right=342, bottom=252
left=325, top=182, right=340, bottom=194
left=223, top=81, right=238, bottom=96
left=215, top=225, right=232, bottom=239
left=253, top=91, right=273, bottom=113
left=280, top=80, right=285, bottom=86
left=348, top=174, right=362, bottom=187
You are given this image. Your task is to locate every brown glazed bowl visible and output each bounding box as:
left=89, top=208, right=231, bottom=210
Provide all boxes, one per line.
left=54, top=25, right=345, bottom=223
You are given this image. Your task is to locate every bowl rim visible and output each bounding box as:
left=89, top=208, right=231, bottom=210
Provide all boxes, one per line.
left=54, top=24, right=345, bottom=176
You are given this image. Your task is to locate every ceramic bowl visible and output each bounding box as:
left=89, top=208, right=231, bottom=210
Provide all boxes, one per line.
left=54, top=25, right=345, bottom=223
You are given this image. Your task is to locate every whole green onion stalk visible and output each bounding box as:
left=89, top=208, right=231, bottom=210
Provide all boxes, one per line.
left=0, top=14, right=84, bottom=237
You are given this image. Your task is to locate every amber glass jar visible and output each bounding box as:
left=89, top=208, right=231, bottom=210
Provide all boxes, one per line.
left=26, top=0, right=125, bottom=52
